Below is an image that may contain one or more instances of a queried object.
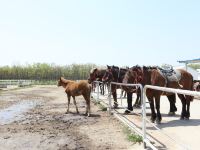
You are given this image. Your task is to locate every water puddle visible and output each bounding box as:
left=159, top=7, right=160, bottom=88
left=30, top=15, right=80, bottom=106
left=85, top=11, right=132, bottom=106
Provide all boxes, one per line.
left=0, top=100, right=39, bottom=125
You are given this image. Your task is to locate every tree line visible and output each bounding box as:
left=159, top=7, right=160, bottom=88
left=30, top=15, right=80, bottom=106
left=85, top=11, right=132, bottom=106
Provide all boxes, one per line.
left=0, top=63, right=100, bottom=80
left=0, top=63, right=199, bottom=81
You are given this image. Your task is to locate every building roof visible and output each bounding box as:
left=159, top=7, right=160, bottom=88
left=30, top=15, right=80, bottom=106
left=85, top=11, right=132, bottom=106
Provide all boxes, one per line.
left=178, top=58, right=200, bottom=64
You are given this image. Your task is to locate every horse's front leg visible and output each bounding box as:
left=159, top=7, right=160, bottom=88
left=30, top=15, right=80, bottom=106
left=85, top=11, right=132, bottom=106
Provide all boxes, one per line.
left=133, top=94, right=140, bottom=108
left=112, top=90, right=118, bottom=108
left=148, top=96, right=156, bottom=123
left=72, top=96, right=79, bottom=114
left=66, top=95, right=71, bottom=114
left=167, top=94, right=177, bottom=116
left=155, top=95, right=162, bottom=124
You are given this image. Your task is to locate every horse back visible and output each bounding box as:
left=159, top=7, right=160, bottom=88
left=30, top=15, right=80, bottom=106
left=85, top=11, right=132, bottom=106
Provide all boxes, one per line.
left=65, top=80, right=91, bottom=96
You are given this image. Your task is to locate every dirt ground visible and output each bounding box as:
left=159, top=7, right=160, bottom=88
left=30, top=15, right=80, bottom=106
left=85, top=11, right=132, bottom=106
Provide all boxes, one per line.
left=0, top=85, right=142, bottom=150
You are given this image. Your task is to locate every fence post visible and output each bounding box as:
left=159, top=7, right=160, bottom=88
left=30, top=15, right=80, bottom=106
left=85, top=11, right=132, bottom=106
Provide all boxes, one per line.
left=97, top=81, right=100, bottom=101
left=108, top=82, right=112, bottom=114
left=142, top=85, right=147, bottom=149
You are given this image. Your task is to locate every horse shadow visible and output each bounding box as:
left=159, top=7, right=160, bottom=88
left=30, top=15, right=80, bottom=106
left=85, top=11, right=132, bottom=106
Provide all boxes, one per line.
left=147, top=115, right=200, bottom=130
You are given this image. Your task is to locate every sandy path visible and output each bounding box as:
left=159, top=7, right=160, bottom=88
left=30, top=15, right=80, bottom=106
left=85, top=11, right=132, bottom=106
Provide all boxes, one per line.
left=0, top=86, right=142, bottom=150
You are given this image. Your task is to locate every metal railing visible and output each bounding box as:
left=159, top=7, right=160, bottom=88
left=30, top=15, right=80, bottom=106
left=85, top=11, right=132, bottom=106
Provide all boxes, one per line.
left=143, top=85, right=200, bottom=150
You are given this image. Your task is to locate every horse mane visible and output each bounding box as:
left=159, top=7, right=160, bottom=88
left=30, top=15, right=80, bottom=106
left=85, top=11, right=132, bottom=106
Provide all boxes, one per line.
left=60, top=77, right=73, bottom=84
left=90, top=68, right=97, bottom=74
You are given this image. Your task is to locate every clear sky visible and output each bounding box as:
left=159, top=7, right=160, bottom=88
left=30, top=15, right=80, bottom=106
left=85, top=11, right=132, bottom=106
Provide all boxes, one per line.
left=0, top=0, right=199, bottom=67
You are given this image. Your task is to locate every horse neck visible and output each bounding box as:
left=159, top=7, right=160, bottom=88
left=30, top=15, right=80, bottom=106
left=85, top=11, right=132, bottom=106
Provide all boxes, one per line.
left=113, top=69, right=127, bottom=83
left=141, top=67, right=152, bottom=85
left=97, top=69, right=106, bottom=79
left=61, top=79, right=71, bottom=88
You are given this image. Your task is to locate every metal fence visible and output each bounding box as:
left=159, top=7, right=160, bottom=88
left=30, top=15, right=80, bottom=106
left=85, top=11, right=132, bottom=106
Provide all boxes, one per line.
left=143, top=85, right=200, bottom=150
left=0, top=80, right=32, bottom=88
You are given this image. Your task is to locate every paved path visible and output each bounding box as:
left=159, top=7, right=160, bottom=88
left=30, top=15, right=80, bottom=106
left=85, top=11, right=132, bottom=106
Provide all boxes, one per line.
left=92, top=89, right=200, bottom=150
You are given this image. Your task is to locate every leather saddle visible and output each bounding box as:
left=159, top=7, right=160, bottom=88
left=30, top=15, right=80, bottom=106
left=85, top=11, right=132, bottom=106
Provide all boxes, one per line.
left=158, top=65, right=181, bottom=83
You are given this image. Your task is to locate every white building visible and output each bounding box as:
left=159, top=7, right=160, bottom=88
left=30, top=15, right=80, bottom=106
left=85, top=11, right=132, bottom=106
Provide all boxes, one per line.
left=197, top=69, right=200, bottom=80
left=174, top=66, right=199, bottom=80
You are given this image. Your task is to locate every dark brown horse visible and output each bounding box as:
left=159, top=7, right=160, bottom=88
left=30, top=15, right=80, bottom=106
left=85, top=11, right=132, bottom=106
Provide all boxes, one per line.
left=88, top=68, right=106, bottom=95
left=193, top=80, right=200, bottom=91
left=102, top=65, right=141, bottom=112
left=123, top=66, right=193, bottom=123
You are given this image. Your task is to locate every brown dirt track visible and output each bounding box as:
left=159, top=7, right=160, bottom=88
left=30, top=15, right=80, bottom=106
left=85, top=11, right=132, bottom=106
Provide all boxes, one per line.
left=0, top=86, right=141, bottom=150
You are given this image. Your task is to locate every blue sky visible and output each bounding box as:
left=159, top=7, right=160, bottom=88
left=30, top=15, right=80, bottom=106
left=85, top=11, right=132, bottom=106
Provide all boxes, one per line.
left=0, top=0, right=199, bottom=67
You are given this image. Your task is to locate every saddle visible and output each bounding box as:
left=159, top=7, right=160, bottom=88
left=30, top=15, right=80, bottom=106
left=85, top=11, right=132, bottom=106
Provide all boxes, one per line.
left=158, top=65, right=182, bottom=85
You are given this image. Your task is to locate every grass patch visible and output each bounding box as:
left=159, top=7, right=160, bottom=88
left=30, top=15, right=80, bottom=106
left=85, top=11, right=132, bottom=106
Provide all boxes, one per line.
left=93, top=100, right=107, bottom=111
left=123, top=126, right=142, bottom=144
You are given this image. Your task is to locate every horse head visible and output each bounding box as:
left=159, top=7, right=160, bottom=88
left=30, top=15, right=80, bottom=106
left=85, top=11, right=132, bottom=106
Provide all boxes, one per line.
left=102, top=65, right=114, bottom=82
left=57, top=77, right=64, bottom=87
left=88, top=68, right=98, bottom=83
left=123, top=65, right=143, bottom=84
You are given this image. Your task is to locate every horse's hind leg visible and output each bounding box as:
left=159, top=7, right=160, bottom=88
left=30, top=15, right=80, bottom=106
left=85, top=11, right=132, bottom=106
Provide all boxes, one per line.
left=83, top=94, right=90, bottom=117
left=185, top=95, right=192, bottom=120
left=112, top=90, right=118, bottom=108
left=72, top=96, right=79, bottom=114
left=178, top=94, right=186, bottom=120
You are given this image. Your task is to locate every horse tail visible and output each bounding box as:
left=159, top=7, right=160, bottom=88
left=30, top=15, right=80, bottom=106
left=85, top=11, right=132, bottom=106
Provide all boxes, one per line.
left=187, top=77, right=194, bottom=101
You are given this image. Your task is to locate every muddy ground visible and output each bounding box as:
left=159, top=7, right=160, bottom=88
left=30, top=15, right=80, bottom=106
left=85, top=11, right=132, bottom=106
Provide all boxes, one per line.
left=0, top=86, right=141, bottom=150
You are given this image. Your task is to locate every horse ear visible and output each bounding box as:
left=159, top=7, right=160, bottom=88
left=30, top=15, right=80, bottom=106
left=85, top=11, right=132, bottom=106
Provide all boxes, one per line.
left=107, top=65, right=111, bottom=69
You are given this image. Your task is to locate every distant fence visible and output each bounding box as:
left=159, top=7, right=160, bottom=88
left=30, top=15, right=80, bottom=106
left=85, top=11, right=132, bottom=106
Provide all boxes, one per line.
left=0, top=80, right=32, bottom=88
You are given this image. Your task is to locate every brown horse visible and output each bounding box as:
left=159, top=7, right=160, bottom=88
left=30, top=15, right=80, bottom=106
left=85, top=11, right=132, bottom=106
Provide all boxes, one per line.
left=193, top=80, right=200, bottom=91
left=123, top=66, right=193, bottom=123
left=58, top=77, right=91, bottom=117
left=88, top=68, right=106, bottom=95
left=102, top=65, right=141, bottom=112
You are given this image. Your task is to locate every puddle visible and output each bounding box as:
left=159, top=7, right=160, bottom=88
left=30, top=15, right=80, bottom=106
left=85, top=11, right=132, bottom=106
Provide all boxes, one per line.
left=0, top=100, right=39, bottom=125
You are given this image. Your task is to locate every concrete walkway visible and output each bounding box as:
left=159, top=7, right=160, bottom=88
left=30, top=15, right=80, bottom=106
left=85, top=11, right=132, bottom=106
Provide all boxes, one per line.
left=92, top=89, right=200, bottom=150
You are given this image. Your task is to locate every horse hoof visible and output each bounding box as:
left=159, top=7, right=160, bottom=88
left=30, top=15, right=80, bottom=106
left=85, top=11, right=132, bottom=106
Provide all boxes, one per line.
left=113, top=105, right=118, bottom=109
left=124, top=110, right=131, bottom=114
left=168, top=112, right=175, bottom=116
left=150, top=119, right=155, bottom=123
left=184, top=117, right=189, bottom=120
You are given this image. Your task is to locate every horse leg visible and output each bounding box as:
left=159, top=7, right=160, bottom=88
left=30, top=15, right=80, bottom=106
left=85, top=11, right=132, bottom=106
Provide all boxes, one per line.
left=72, top=96, right=79, bottom=114
left=148, top=97, right=156, bottom=123
left=123, top=91, right=127, bottom=98
left=102, top=84, right=105, bottom=95
left=100, top=84, right=103, bottom=95
left=155, top=95, right=162, bottom=124
left=167, top=94, right=177, bottom=116
left=124, top=92, right=133, bottom=114
left=185, top=95, right=191, bottom=120
left=83, top=94, right=90, bottom=116
left=133, top=91, right=141, bottom=108
left=112, top=90, right=118, bottom=108
left=66, top=95, right=71, bottom=114
left=178, top=94, right=186, bottom=120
